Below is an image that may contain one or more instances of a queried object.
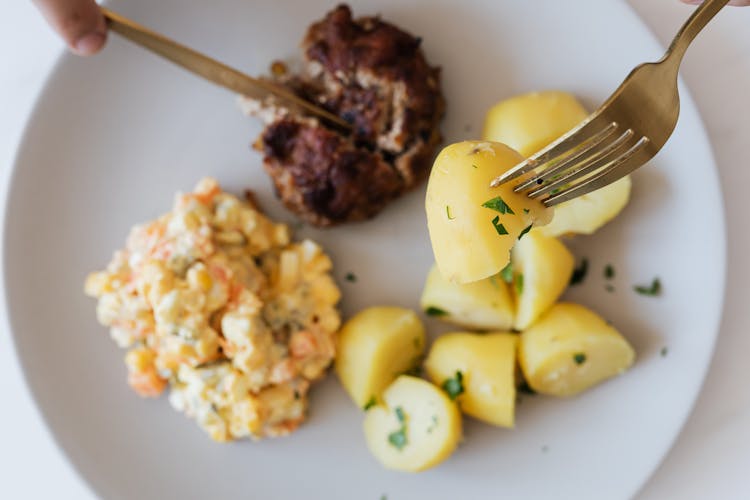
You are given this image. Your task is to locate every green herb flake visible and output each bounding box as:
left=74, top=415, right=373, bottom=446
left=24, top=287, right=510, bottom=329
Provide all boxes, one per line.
left=345, top=272, right=357, bottom=283
left=523, top=208, right=530, bottom=214
left=381, top=496, right=388, bottom=500
left=604, top=264, right=615, bottom=279
left=518, top=224, right=533, bottom=240
left=388, top=428, right=407, bottom=450
left=425, top=306, right=448, bottom=317
left=388, top=407, right=409, bottom=450
left=293, top=390, right=300, bottom=400
left=413, top=337, right=421, bottom=349
left=500, top=262, right=514, bottom=284
left=573, top=352, right=587, bottom=365
left=491, top=216, right=509, bottom=235
left=515, top=273, right=524, bottom=295
left=363, top=396, right=377, bottom=411
left=634, top=277, right=662, bottom=296
left=395, top=406, right=406, bottom=423
left=446, top=205, right=455, bottom=220
left=570, top=258, right=589, bottom=285
left=427, top=414, right=439, bottom=434
left=661, top=347, right=669, bottom=357
left=471, top=164, right=478, bottom=169
left=442, top=371, right=465, bottom=400
left=482, top=196, right=515, bottom=215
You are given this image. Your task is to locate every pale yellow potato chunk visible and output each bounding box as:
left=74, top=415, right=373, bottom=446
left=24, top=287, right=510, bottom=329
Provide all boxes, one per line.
left=483, top=90, right=588, bottom=157
left=363, top=375, right=462, bottom=472
left=335, top=307, right=425, bottom=408
left=426, top=141, right=549, bottom=284
left=511, top=230, right=574, bottom=330
left=534, top=176, right=632, bottom=238
left=519, top=303, right=635, bottom=397
left=425, top=332, right=518, bottom=428
left=420, top=264, right=514, bottom=330
left=483, top=90, right=631, bottom=236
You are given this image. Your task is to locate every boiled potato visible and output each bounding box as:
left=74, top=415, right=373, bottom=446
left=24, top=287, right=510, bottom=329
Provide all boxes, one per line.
left=363, top=375, right=462, bottom=472
left=483, top=90, right=588, bottom=157
left=425, top=332, right=518, bottom=428
left=519, top=303, right=635, bottom=397
left=483, top=90, right=631, bottom=236
left=511, top=230, right=574, bottom=330
left=336, top=307, right=425, bottom=408
left=420, top=264, right=514, bottom=330
left=534, top=176, right=632, bottom=237
left=425, top=141, right=549, bottom=284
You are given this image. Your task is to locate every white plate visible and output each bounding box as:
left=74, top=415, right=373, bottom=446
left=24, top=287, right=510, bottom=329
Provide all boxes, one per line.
left=2, top=1, right=726, bottom=498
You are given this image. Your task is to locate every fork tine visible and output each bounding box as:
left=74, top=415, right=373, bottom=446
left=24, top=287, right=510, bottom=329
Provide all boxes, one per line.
left=543, top=137, right=651, bottom=207
left=524, top=128, right=635, bottom=198
left=490, top=111, right=615, bottom=188
left=513, top=122, right=620, bottom=192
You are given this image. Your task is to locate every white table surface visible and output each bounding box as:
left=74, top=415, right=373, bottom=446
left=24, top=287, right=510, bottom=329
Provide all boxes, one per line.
left=1, top=2, right=748, bottom=498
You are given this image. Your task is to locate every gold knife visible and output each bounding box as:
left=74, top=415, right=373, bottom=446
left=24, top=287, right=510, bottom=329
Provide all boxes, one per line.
left=102, top=7, right=351, bottom=130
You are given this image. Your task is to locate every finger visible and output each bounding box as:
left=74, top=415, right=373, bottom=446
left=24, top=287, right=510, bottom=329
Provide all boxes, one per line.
left=32, top=0, right=107, bottom=56
left=681, top=0, right=750, bottom=5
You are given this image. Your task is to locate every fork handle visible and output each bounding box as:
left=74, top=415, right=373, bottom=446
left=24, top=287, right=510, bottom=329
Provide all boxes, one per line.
left=665, top=0, right=730, bottom=66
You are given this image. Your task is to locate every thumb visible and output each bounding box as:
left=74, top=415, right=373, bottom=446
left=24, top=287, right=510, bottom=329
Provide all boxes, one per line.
left=32, top=0, right=107, bottom=56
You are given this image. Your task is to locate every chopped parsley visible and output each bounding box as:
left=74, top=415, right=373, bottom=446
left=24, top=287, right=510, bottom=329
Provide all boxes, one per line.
left=442, top=371, right=465, bottom=400
left=293, top=390, right=300, bottom=400
left=523, top=208, right=530, bottom=214
left=345, top=272, right=357, bottom=283
left=491, top=216, right=509, bottom=235
left=515, top=273, right=524, bottom=295
left=661, top=347, right=669, bottom=357
left=518, top=224, right=533, bottom=240
left=388, top=428, right=407, bottom=450
left=471, top=164, right=478, bottom=169
left=604, top=264, right=615, bottom=279
left=427, top=414, right=439, bottom=434
left=446, top=205, right=455, bottom=220
left=388, top=407, right=408, bottom=450
left=425, top=306, right=448, bottom=317
left=573, top=352, right=587, bottom=365
left=570, top=258, right=589, bottom=285
left=634, top=277, right=662, bottom=296
left=395, top=406, right=406, bottom=423
left=482, top=196, right=515, bottom=215
left=363, top=396, right=377, bottom=411
left=500, top=262, right=514, bottom=284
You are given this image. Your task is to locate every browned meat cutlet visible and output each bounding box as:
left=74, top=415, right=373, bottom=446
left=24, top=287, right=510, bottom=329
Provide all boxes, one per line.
left=240, top=4, right=444, bottom=227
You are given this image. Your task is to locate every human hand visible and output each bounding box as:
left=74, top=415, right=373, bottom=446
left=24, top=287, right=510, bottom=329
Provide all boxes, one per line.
left=32, top=0, right=107, bottom=56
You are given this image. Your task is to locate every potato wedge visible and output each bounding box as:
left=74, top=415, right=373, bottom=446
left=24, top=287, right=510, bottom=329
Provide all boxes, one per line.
left=511, top=230, right=574, bottom=330
left=363, top=375, right=462, bottom=472
left=482, top=90, right=631, bottom=236
left=483, top=91, right=588, bottom=157
left=425, top=332, right=518, bottom=428
left=335, top=307, right=425, bottom=408
left=425, top=141, right=549, bottom=284
left=519, top=303, right=635, bottom=397
left=420, top=264, right=514, bottom=330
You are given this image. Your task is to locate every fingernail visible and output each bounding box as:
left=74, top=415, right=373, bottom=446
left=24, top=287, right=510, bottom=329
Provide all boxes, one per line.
left=73, top=32, right=106, bottom=56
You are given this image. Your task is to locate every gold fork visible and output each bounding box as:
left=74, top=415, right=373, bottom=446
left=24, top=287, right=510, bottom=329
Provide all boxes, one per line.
left=490, top=0, right=729, bottom=206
